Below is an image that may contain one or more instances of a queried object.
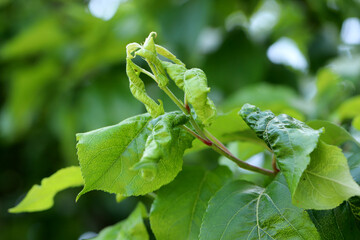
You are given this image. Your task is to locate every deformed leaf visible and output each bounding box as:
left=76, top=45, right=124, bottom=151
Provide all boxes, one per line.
left=199, top=174, right=320, bottom=240
left=92, top=202, right=149, bottom=240
left=76, top=112, right=194, bottom=199
left=162, top=61, right=187, bottom=90
left=239, top=104, right=322, bottom=195
left=9, top=166, right=83, bottom=213
left=126, top=58, right=164, bottom=118
left=150, top=166, right=231, bottom=240
left=184, top=68, right=216, bottom=126
left=240, top=104, right=360, bottom=209
left=133, top=32, right=168, bottom=88
left=293, top=141, right=360, bottom=209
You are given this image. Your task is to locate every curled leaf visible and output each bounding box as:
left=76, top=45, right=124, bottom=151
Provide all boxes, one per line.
left=135, top=32, right=168, bottom=88
left=155, top=44, right=185, bottom=66
left=131, top=112, right=187, bottom=181
left=240, top=104, right=360, bottom=209
left=184, top=68, right=216, bottom=126
left=162, top=61, right=186, bottom=90
left=239, top=103, right=322, bottom=195
left=126, top=58, right=164, bottom=118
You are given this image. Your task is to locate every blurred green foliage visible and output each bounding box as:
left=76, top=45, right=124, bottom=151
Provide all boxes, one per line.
left=1, top=0, right=360, bottom=239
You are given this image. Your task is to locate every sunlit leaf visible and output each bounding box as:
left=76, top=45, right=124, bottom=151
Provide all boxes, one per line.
left=293, top=141, right=360, bottom=209
left=9, top=167, right=83, bottom=213
left=76, top=112, right=193, bottom=199
left=184, top=68, right=217, bottom=126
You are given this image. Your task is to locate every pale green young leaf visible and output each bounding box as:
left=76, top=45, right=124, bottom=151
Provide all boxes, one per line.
left=155, top=45, right=185, bottom=66
left=239, top=104, right=322, bottom=195
left=162, top=61, right=186, bottom=90
left=293, top=141, right=360, bottom=209
left=9, top=166, right=83, bottom=213
left=184, top=68, right=216, bottom=126
left=126, top=58, right=164, bottom=118
left=199, top=174, right=320, bottom=240
left=150, top=166, right=231, bottom=240
left=133, top=32, right=169, bottom=88
left=76, top=112, right=194, bottom=199
left=92, top=202, right=149, bottom=240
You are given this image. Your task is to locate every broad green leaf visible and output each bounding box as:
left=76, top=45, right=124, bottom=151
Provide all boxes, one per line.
left=126, top=58, right=164, bottom=118
left=308, top=201, right=360, bottom=240
left=337, top=96, right=360, bottom=121
left=9, top=166, right=83, bottom=213
left=199, top=174, right=320, bottom=240
left=184, top=68, right=216, bottom=126
left=353, top=115, right=360, bottom=131
left=92, top=202, right=149, bottom=240
left=293, top=141, right=360, bottom=209
left=76, top=112, right=194, bottom=199
left=307, top=120, right=359, bottom=147
left=239, top=104, right=322, bottom=195
left=222, top=83, right=304, bottom=121
left=150, top=166, right=231, bottom=240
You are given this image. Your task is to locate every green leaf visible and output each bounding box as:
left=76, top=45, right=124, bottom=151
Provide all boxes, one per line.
left=307, top=120, right=359, bottom=147
left=239, top=104, right=322, bottom=195
left=199, top=174, right=320, bottom=240
left=150, top=166, right=231, bottom=240
left=308, top=201, right=360, bottom=240
left=92, top=202, right=149, bottom=240
left=222, top=83, right=304, bottom=121
left=349, top=152, right=360, bottom=185
left=162, top=61, right=187, bottom=90
left=293, top=141, right=360, bottom=209
left=76, top=112, right=194, bottom=199
left=353, top=115, right=360, bottom=131
left=126, top=58, right=164, bottom=118
left=337, top=96, right=360, bottom=121
left=9, top=166, right=83, bottom=213
left=184, top=68, right=217, bottom=126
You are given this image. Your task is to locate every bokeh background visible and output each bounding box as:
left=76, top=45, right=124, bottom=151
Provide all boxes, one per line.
left=1, top=0, right=360, bottom=239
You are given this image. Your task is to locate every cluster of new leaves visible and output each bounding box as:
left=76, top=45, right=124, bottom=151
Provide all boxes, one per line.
left=10, top=33, right=360, bottom=239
